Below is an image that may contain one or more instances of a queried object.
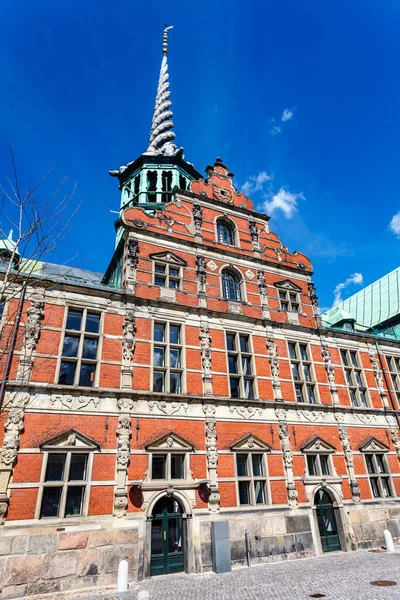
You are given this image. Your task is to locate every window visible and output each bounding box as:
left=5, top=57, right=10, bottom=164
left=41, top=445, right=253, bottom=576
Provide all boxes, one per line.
left=226, top=332, right=254, bottom=399
left=236, top=453, right=267, bottom=505
left=288, top=342, right=317, bottom=403
left=154, top=263, right=181, bottom=289
left=278, top=289, right=300, bottom=312
left=153, top=322, right=183, bottom=394
left=306, top=454, right=331, bottom=477
left=151, top=453, right=186, bottom=480
left=340, top=349, right=368, bottom=407
left=222, top=269, right=241, bottom=302
left=58, top=308, right=101, bottom=387
left=0, top=301, right=4, bottom=321
left=40, top=452, right=89, bottom=518
left=365, top=453, right=393, bottom=498
left=217, top=220, right=235, bottom=246
left=386, top=356, right=400, bottom=407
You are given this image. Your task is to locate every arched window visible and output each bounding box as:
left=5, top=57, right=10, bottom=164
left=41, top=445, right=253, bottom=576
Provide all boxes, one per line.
left=222, top=269, right=241, bottom=302
left=217, top=219, right=235, bottom=246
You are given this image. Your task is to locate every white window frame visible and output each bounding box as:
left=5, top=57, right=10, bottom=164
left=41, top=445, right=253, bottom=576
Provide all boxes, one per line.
left=278, top=289, right=300, bottom=313
left=305, top=454, right=332, bottom=477
left=152, top=321, right=184, bottom=394
left=226, top=331, right=255, bottom=399
left=234, top=452, right=268, bottom=506
left=216, top=218, right=236, bottom=247
left=288, top=341, right=318, bottom=404
left=154, top=262, right=181, bottom=290
left=340, top=349, right=369, bottom=407
left=149, top=452, right=188, bottom=481
left=385, top=355, right=400, bottom=408
left=57, top=307, right=102, bottom=388
left=364, top=452, right=394, bottom=499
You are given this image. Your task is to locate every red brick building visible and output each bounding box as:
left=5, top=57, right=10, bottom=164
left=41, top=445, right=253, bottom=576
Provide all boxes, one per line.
left=0, top=27, right=400, bottom=597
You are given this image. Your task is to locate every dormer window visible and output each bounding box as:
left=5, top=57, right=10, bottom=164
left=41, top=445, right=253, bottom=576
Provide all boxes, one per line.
left=275, top=280, right=302, bottom=313
left=217, top=219, right=235, bottom=246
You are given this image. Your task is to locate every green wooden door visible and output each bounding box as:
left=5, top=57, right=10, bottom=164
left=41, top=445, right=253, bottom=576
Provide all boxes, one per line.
left=151, top=497, right=184, bottom=576
left=315, top=489, right=341, bottom=553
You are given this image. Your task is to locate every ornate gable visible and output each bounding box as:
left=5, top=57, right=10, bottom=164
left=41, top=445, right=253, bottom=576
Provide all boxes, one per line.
left=231, top=434, right=271, bottom=452
left=359, top=437, right=389, bottom=452
left=149, top=251, right=187, bottom=266
left=301, top=436, right=336, bottom=453
left=39, top=429, right=100, bottom=451
left=274, top=279, right=302, bottom=292
left=145, top=432, right=193, bottom=452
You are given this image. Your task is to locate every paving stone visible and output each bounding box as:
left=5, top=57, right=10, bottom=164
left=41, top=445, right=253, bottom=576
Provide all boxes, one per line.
left=115, top=528, right=138, bottom=545
left=42, top=550, right=77, bottom=579
left=59, top=531, right=89, bottom=550
left=27, top=533, right=57, bottom=554
left=88, top=529, right=116, bottom=548
left=4, top=555, right=42, bottom=585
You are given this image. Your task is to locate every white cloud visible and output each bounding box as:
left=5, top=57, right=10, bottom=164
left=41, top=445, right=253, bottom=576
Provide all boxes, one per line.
left=271, top=125, right=281, bottom=136
left=389, top=212, right=400, bottom=237
left=241, top=171, right=273, bottom=196
left=263, top=188, right=304, bottom=219
left=282, top=109, right=294, bottom=122
left=333, top=272, right=363, bottom=306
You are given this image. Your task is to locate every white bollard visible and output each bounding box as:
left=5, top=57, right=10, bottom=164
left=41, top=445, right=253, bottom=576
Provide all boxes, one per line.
left=384, top=529, right=395, bottom=553
left=117, top=559, right=129, bottom=592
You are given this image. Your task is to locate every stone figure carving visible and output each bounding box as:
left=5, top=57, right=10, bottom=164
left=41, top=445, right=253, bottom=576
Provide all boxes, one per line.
left=122, top=311, right=136, bottom=364
left=114, top=413, right=132, bottom=517
left=266, top=335, right=282, bottom=400
left=193, top=202, right=203, bottom=237
left=390, top=427, right=400, bottom=460
left=205, top=418, right=220, bottom=512
left=248, top=218, right=260, bottom=249
left=127, top=239, right=139, bottom=269
left=17, top=288, right=45, bottom=382
left=200, top=320, right=212, bottom=395
left=125, top=239, right=139, bottom=292
left=277, top=421, right=298, bottom=507
left=308, top=281, right=319, bottom=310
left=257, top=270, right=267, bottom=298
left=321, top=342, right=336, bottom=389
left=196, top=255, right=207, bottom=293
left=338, top=424, right=360, bottom=502
left=368, top=347, right=386, bottom=398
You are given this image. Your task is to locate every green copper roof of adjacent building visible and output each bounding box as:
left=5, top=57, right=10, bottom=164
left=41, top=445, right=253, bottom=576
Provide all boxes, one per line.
left=321, top=266, right=400, bottom=330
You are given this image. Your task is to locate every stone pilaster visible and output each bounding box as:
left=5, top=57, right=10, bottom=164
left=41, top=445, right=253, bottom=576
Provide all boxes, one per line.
left=337, top=421, right=361, bottom=502
left=368, top=346, right=389, bottom=407
left=114, top=398, right=133, bottom=517
left=125, top=238, right=139, bottom=293
left=389, top=426, right=400, bottom=461
left=276, top=409, right=298, bottom=507
left=120, top=306, right=136, bottom=389
left=321, top=341, right=339, bottom=405
left=257, top=270, right=269, bottom=319
left=200, top=319, right=212, bottom=395
left=16, top=288, right=45, bottom=383
left=248, top=217, right=260, bottom=252
left=0, top=392, right=30, bottom=522
left=193, top=202, right=203, bottom=242
left=203, top=404, right=219, bottom=512
left=196, top=255, right=207, bottom=308
left=267, top=335, right=282, bottom=401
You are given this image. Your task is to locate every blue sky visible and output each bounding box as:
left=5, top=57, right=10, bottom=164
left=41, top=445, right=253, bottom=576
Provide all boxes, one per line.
left=1, top=0, right=400, bottom=309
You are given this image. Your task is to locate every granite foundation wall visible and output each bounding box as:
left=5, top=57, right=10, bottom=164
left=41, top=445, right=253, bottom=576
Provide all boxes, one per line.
left=200, top=510, right=314, bottom=570
left=350, top=504, right=400, bottom=550
left=0, top=525, right=140, bottom=599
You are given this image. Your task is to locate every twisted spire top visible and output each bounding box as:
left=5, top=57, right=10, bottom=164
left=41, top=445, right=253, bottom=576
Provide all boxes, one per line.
left=145, top=26, right=181, bottom=157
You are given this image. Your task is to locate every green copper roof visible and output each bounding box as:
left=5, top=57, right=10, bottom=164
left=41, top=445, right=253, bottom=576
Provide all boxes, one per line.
left=322, top=266, right=400, bottom=329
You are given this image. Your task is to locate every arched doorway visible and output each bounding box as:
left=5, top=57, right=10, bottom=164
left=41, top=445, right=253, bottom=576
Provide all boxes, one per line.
left=150, top=496, right=184, bottom=576
left=315, top=489, right=341, bottom=553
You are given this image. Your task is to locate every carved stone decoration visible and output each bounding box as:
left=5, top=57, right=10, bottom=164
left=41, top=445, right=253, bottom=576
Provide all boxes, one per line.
left=114, top=413, right=132, bottom=518
left=207, top=260, right=218, bottom=272
left=308, top=281, right=319, bottom=311
left=200, top=320, right=212, bottom=395
left=0, top=392, right=30, bottom=522
left=257, top=270, right=269, bottom=318
left=121, top=308, right=136, bottom=389
left=390, top=427, right=400, bottom=461
left=117, top=397, right=135, bottom=412
left=245, top=269, right=255, bottom=280
left=51, top=395, right=100, bottom=410
left=229, top=405, right=263, bottom=419
left=248, top=218, right=260, bottom=250
left=277, top=421, right=298, bottom=507
left=353, top=412, right=377, bottom=425
left=296, top=409, right=325, bottom=423
left=321, top=342, right=338, bottom=403
left=148, top=401, right=189, bottom=416
left=193, top=202, right=203, bottom=238
left=266, top=336, right=282, bottom=401
left=338, top=424, right=361, bottom=503
left=202, top=403, right=216, bottom=417
left=16, top=287, right=45, bottom=383
left=368, top=347, right=388, bottom=405
left=196, top=255, right=207, bottom=300
left=205, top=418, right=220, bottom=512
left=125, top=238, right=139, bottom=292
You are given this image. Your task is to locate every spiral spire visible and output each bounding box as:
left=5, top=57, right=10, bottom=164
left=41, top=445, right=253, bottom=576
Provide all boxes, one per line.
left=145, top=26, right=180, bottom=157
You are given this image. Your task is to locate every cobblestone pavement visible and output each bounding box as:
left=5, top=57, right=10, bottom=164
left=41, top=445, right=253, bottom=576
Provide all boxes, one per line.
left=77, top=551, right=400, bottom=600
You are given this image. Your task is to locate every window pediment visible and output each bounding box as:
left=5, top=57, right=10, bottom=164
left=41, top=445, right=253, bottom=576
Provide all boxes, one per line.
left=275, top=279, right=302, bottom=292
left=146, top=432, right=193, bottom=452
left=301, top=436, right=336, bottom=453
left=149, top=251, right=186, bottom=267
left=231, top=434, right=271, bottom=452
left=39, top=429, right=100, bottom=451
left=359, top=437, right=389, bottom=453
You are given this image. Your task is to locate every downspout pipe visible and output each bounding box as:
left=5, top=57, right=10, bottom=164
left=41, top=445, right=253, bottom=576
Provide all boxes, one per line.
left=0, top=283, right=26, bottom=411
left=375, top=341, right=400, bottom=428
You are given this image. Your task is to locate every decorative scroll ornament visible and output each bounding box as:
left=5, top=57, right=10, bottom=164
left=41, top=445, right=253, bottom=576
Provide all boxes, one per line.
left=248, top=218, right=260, bottom=250
left=17, top=288, right=45, bottom=382
left=368, top=347, right=386, bottom=399
left=148, top=400, right=189, bottom=416
left=296, top=409, right=325, bottom=423
left=229, top=405, right=263, bottom=419
left=145, top=26, right=182, bottom=157
left=338, top=424, right=361, bottom=502
left=51, top=395, right=99, bottom=410
left=193, top=202, right=203, bottom=237
left=321, top=342, right=336, bottom=390
left=114, top=413, right=132, bottom=518
left=0, top=392, right=30, bottom=522
left=202, top=403, right=216, bottom=417
left=205, top=418, right=220, bottom=512
left=278, top=421, right=298, bottom=507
